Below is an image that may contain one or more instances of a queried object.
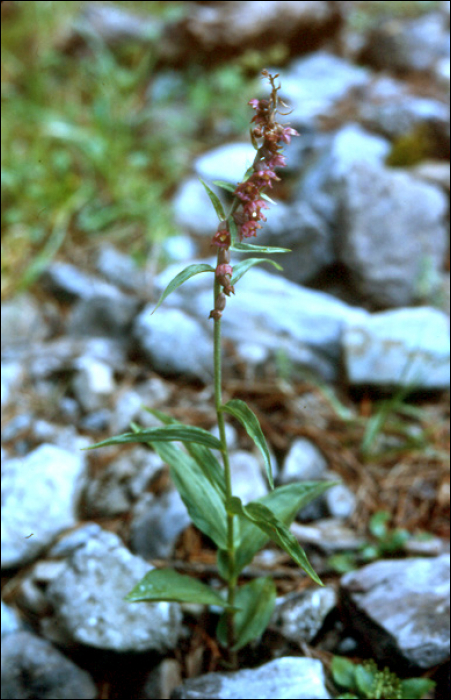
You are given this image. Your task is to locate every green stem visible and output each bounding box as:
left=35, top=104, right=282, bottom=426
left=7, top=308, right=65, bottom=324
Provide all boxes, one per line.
left=213, top=274, right=236, bottom=655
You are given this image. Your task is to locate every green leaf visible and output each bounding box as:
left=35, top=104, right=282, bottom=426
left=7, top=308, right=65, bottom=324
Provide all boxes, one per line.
left=231, top=258, right=283, bottom=285
left=231, top=241, right=291, bottom=254
left=152, top=263, right=215, bottom=314
left=227, top=496, right=323, bottom=585
left=355, top=664, right=376, bottom=697
left=382, top=528, right=410, bottom=553
left=212, top=180, right=236, bottom=194
left=369, top=510, right=390, bottom=540
left=216, top=577, right=276, bottom=650
left=332, top=656, right=358, bottom=691
left=85, top=425, right=222, bottom=451
left=125, top=568, right=237, bottom=608
left=199, top=178, right=226, bottom=220
left=260, top=192, right=277, bottom=205
left=150, top=441, right=228, bottom=550
left=327, top=553, right=358, bottom=574
left=144, top=407, right=226, bottom=495
left=400, top=678, right=436, bottom=699
left=234, top=481, right=335, bottom=576
left=221, top=399, right=274, bottom=489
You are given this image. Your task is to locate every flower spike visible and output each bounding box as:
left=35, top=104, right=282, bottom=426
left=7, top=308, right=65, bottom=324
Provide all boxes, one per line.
left=210, top=70, right=298, bottom=316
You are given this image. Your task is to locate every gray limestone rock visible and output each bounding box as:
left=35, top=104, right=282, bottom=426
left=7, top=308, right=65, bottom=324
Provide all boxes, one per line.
left=171, top=656, right=331, bottom=699
left=341, top=554, right=450, bottom=668
left=46, top=528, right=182, bottom=653
left=343, top=307, right=450, bottom=389
left=1, top=444, right=86, bottom=569
left=337, top=162, right=448, bottom=308
left=1, top=630, right=97, bottom=699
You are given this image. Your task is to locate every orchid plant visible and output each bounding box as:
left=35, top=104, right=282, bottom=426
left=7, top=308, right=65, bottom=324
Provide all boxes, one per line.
left=88, top=71, right=333, bottom=658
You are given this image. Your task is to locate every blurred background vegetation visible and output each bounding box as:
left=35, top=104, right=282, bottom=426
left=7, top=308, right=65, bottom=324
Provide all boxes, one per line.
left=1, top=0, right=441, bottom=299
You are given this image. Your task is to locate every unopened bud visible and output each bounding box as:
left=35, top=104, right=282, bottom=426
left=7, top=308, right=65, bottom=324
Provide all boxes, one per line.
left=215, top=292, right=226, bottom=312
left=209, top=292, right=226, bottom=321
left=216, top=263, right=233, bottom=278
left=209, top=309, right=222, bottom=321
left=221, top=280, right=235, bottom=297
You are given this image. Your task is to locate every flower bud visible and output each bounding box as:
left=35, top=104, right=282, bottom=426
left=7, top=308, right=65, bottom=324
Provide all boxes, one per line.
left=217, top=275, right=235, bottom=296
left=209, top=309, right=222, bottom=320
left=209, top=292, right=226, bottom=320
left=216, top=263, right=233, bottom=278
left=215, top=292, right=226, bottom=312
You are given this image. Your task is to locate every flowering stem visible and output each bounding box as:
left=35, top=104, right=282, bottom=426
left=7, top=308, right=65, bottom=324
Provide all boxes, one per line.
left=208, top=71, right=299, bottom=659
left=213, top=271, right=237, bottom=654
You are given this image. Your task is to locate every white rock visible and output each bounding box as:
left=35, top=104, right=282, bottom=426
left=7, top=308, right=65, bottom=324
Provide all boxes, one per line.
left=344, top=306, right=450, bottom=388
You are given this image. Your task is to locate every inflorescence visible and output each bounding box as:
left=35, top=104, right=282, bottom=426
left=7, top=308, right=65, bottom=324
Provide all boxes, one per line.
left=210, top=70, right=298, bottom=320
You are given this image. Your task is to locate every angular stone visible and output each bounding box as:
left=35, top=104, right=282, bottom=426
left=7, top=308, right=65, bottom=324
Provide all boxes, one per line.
left=341, top=555, right=450, bottom=668
left=344, top=307, right=450, bottom=389
left=171, top=656, right=331, bottom=699
left=338, top=162, right=448, bottom=308
left=1, top=445, right=86, bottom=569
left=134, top=306, right=213, bottom=382
left=1, top=631, right=97, bottom=699
left=46, top=529, right=182, bottom=653
left=272, top=587, right=337, bottom=643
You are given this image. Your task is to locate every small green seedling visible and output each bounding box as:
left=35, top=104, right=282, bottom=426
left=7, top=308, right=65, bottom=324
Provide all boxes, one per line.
left=328, top=511, right=412, bottom=574
left=332, top=656, right=435, bottom=700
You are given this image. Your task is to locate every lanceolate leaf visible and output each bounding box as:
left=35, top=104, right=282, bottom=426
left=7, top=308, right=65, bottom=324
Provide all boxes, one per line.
left=212, top=180, right=236, bottom=194
left=152, top=263, right=214, bottom=314
left=231, top=258, right=283, bottom=285
left=150, top=441, right=228, bottom=550
left=85, top=425, right=222, bottom=451
left=231, top=241, right=291, bottom=254
left=228, top=496, right=323, bottom=585
left=221, top=399, right=274, bottom=489
left=217, top=577, right=277, bottom=650
left=125, top=568, right=237, bottom=609
left=144, top=407, right=226, bottom=495
left=199, top=178, right=226, bottom=220
left=260, top=192, right=277, bottom=205
left=233, top=481, right=335, bottom=577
